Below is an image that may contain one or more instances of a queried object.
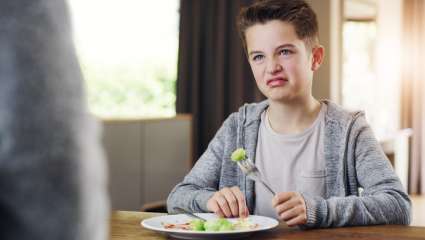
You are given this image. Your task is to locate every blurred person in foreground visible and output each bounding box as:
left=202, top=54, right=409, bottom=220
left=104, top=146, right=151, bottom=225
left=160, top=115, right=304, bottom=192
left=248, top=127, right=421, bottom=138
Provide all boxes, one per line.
left=0, top=0, right=109, bottom=239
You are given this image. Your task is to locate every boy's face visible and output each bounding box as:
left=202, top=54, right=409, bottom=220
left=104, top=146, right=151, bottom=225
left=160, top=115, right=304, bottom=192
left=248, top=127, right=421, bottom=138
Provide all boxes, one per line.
left=245, top=20, right=323, bottom=103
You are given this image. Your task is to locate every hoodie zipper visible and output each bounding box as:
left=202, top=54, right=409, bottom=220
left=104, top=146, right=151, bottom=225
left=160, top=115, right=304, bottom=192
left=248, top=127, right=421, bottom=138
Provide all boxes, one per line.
left=342, top=111, right=363, bottom=196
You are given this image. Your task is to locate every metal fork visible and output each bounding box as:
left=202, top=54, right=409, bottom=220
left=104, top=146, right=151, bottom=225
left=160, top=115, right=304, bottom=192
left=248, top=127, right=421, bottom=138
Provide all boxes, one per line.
left=237, top=158, right=276, bottom=195
left=173, top=207, right=207, bottom=221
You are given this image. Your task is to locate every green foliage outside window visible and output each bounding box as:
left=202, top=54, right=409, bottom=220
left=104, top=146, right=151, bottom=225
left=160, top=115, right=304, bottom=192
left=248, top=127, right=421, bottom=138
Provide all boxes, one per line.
left=69, top=0, right=179, bottom=119
left=81, top=62, right=176, bottom=118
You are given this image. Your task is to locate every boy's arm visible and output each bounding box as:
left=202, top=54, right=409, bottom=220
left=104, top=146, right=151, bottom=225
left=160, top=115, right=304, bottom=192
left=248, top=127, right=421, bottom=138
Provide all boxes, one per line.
left=167, top=114, right=237, bottom=214
left=302, top=116, right=411, bottom=228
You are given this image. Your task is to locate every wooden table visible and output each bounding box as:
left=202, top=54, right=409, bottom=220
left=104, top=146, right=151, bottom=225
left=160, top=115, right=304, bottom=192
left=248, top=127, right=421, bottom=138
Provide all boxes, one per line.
left=110, top=211, right=425, bottom=240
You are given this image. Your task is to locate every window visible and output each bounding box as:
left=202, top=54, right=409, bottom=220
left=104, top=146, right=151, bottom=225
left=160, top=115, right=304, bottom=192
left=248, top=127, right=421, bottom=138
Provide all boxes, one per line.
left=343, top=0, right=401, bottom=140
left=68, top=0, right=179, bottom=118
left=342, top=21, right=379, bottom=124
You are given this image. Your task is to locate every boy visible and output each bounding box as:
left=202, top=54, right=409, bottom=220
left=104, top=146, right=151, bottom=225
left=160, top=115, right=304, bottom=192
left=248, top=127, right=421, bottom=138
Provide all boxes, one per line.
left=167, top=0, right=411, bottom=228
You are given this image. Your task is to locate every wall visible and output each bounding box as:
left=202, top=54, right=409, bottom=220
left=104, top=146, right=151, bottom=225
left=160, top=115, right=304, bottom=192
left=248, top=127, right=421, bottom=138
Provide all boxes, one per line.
left=307, top=0, right=343, bottom=102
left=102, top=115, right=192, bottom=210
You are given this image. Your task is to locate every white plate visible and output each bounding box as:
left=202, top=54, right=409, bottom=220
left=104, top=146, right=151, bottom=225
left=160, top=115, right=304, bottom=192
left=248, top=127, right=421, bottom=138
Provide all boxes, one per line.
left=141, top=213, right=279, bottom=239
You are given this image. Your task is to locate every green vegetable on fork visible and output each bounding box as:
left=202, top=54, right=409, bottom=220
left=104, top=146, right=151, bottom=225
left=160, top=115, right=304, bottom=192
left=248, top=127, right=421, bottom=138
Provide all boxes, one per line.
left=231, top=148, right=246, bottom=162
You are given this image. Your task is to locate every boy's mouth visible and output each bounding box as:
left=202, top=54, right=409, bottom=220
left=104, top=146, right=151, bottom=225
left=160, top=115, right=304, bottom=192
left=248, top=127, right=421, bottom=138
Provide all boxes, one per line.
left=266, top=77, right=288, bottom=87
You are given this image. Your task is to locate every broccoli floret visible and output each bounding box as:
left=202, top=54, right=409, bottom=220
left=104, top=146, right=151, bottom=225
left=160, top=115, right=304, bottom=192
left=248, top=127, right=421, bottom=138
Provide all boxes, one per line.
left=231, top=148, right=246, bottom=162
left=189, top=219, right=205, bottom=231
left=204, top=219, right=221, bottom=231
left=217, top=219, right=234, bottom=231
left=204, top=218, right=234, bottom=232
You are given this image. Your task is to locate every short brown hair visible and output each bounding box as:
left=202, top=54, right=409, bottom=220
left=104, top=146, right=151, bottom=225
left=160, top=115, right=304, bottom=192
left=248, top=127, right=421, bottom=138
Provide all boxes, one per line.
left=237, top=0, right=319, bottom=51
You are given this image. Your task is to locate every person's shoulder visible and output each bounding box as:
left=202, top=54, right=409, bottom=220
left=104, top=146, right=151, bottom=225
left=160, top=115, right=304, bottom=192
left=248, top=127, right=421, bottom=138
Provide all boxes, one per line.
left=217, top=101, right=267, bottom=135
left=220, top=100, right=268, bottom=128
left=234, top=100, right=268, bottom=125
left=322, top=100, right=365, bottom=126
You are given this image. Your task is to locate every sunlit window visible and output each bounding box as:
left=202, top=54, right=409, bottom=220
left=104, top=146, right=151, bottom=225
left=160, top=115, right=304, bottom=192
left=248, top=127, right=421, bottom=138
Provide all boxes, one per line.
left=342, top=21, right=378, bottom=118
left=343, top=0, right=404, bottom=141
left=342, top=21, right=400, bottom=140
left=68, top=0, right=179, bottom=118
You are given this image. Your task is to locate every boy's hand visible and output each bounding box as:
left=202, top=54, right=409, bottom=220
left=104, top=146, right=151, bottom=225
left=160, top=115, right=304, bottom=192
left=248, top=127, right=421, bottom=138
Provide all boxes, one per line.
left=207, top=186, right=249, bottom=218
left=272, top=192, right=307, bottom=227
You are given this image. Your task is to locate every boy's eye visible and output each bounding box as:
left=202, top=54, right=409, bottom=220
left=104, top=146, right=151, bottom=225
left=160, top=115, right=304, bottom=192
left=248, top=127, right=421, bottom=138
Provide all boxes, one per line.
left=279, top=49, right=293, bottom=56
left=252, top=54, right=264, bottom=62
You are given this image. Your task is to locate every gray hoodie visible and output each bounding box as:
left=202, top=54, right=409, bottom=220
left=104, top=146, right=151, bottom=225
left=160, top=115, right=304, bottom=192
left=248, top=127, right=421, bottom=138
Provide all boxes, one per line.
left=167, top=100, right=411, bottom=228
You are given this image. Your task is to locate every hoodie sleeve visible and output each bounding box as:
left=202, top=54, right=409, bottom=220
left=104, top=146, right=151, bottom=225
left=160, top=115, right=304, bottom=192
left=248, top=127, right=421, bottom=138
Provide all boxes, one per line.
left=302, top=115, right=411, bottom=228
left=167, top=113, right=238, bottom=213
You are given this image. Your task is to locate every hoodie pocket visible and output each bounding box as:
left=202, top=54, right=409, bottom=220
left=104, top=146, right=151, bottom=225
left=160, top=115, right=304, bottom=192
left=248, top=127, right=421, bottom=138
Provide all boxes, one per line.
left=300, top=170, right=327, bottom=178
left=297, top=170, right=327, bottom=197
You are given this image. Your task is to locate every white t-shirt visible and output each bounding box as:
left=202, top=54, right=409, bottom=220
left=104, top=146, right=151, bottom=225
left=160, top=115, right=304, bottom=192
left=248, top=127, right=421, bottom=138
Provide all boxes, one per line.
left=254, top=104, right=327, bottom=219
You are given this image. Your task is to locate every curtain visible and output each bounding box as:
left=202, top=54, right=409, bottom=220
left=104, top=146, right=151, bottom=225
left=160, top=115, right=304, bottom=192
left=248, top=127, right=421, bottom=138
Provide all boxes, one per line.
left=177, top=0, right=264, bottom=161
left=401, top=0, right=425, bottom=194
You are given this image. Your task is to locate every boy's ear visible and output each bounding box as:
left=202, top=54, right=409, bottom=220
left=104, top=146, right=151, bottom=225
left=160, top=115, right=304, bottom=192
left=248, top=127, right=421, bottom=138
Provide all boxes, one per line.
left=311, top=46, right=324, bottom=71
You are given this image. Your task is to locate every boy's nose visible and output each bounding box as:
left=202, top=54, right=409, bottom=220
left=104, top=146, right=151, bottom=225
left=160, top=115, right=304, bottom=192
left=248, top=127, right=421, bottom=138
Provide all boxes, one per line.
left=266, top=59, right=283, bottom=74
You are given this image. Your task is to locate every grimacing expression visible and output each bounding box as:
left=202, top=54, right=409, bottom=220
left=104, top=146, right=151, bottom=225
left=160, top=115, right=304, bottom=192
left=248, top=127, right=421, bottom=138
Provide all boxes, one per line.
left=245, top=20, right=321, bottom=103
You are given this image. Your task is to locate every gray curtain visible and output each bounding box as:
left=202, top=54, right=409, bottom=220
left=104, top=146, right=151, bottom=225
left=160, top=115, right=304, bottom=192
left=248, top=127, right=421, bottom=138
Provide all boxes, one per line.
left=177, top=0, right=264, bottom=161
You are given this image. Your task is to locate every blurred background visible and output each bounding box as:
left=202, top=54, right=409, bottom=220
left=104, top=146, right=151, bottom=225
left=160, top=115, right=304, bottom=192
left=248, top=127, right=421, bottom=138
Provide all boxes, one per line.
left=67, top=0, right=424, bottom=224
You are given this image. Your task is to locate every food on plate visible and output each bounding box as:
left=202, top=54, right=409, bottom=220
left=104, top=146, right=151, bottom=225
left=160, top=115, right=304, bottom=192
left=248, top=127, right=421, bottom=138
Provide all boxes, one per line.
left=233, top=218, right=259, bottom=230
left=190, top=219, right=205, bottom=231
left=162, top=217, right=259, bottom=232
left=231, top=148, right=246, bottom=162
left=204, top=218, right=233, bottom=231
left=162, top=222, right=191, bottom=230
